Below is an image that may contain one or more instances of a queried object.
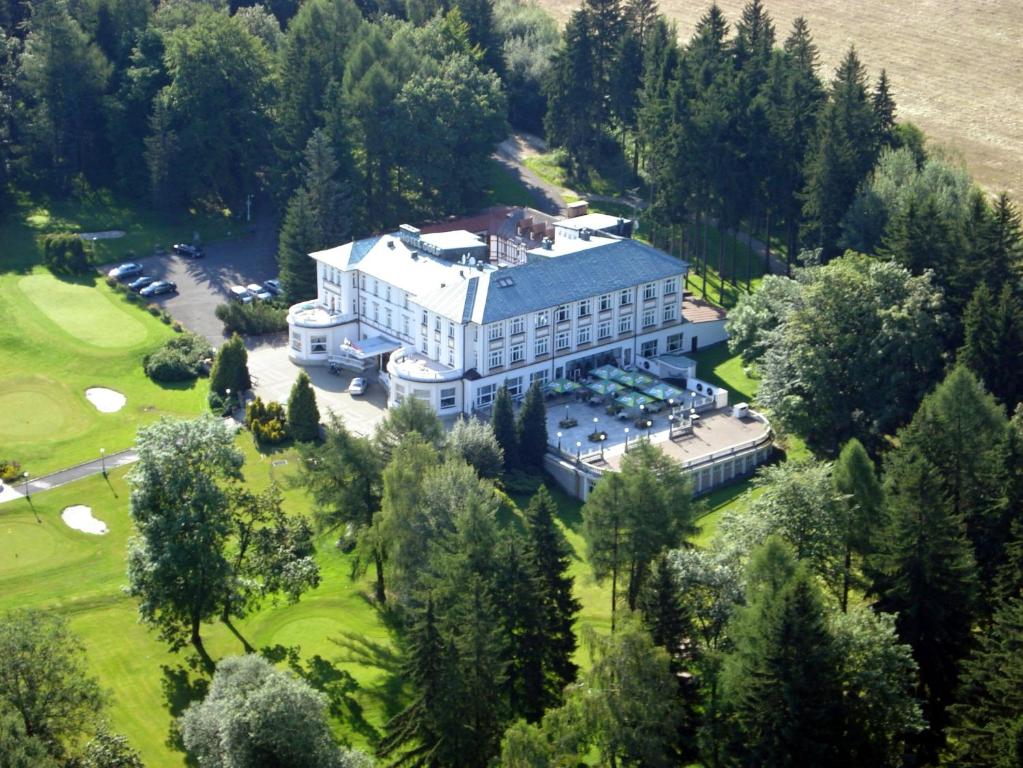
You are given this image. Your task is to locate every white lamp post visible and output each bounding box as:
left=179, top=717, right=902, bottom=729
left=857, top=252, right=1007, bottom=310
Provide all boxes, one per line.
left=100, top=448, right=106, bottom=477
left=557, top=431, right=563, bottom=451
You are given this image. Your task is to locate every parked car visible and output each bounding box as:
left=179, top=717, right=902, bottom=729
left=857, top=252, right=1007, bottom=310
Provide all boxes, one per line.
left=128, top=275, right=156, bottom=292
left=140, top=280, right=176, bottom=297
left=173, top=243, right=204, bottom=258
left=262, top=278, right=281, bottom=295
left=229, top=285, right=253, bottom=304
left=246, top=283, right=272, bottom=301
left=347, top=377, right=367, bottom=396
left=107, top=262, right=143, bottom=279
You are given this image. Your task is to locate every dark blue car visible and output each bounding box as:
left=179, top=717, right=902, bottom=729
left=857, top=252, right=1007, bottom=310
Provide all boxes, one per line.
left=128, top=275, right=155, bottom=292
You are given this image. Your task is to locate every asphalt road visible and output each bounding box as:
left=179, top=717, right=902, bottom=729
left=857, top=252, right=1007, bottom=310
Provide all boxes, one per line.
left=100, top=211, right=280, bottom=344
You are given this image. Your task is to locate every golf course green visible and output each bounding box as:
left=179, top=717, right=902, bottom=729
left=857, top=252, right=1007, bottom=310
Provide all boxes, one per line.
left=0, top=269, right=208, bottom=476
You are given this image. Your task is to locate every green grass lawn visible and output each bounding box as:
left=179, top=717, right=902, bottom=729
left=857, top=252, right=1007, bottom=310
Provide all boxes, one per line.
left=0, top=268, right=209, bottom=476
left=688, top=343, right=759, bottom=406
left=482, top=159, right=538, bottom=208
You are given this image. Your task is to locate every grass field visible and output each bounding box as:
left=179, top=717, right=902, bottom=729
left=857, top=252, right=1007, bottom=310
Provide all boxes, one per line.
left=533, top=0, right=1022, bottom=199
left=0, top=268, right=209, bottom=476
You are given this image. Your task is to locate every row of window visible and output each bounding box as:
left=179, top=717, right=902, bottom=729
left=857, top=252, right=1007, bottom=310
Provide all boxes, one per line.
left=488, top=306, right=681, bottom=370
left=488, top=279, right=680, bottom=340
left=475, top=370, right=551, bottom=406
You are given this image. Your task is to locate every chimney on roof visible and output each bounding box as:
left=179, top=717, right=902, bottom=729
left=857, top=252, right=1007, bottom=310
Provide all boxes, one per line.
left=542, top=237, right=552, bottom=250
left=565, top=200, right=588, bottom=218
left=579, top=228, right=591, bottom=241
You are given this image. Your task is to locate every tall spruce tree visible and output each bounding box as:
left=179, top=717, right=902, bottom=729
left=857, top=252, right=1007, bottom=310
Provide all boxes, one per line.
left=515, top=383, right=547, bottom=474
left=802, top=46, right=879, bottom=259
left=277, top=129, right=353, bottom=301
left=543, top=9, right=600, bottom=169
left=872, top=68, right=897, bottom=150
left=873, top=439, right=980, bottom=761
left=493, top=532, right=547, bottom=722
left=523, top=486, right=580, bottom=705
left=378, top=598, right=460, bottom=767
left=962, top=284, right=1023, bottom=410
left=945, top=597, right=1023, bottom=767
left=722, top=557, right=847, bottom=767
left=491, top=386, right=519, bottom=472
left=833, top=437, right=884, bottom=611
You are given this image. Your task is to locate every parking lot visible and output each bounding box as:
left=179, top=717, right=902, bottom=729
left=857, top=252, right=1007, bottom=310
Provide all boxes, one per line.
left=100, top=214, right=280, bottom=343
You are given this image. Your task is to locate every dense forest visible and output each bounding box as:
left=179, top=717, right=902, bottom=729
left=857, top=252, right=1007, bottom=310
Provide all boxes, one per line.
left=3, top=0, right=1023, bottom=764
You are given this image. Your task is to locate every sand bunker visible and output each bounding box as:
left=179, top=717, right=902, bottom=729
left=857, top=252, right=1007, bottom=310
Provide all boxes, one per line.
left=85, top=387, right=126, bottom=413
left=78, top=230, right=126, bottom=240
left=61, top=505, right=108, bottom=535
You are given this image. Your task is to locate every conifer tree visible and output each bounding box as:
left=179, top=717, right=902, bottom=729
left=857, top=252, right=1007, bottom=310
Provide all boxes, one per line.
left=833, top=437, right=884, bottom=611
left=209, top=333, right=251, bottom=397
left=523, top=486, right=580, bottom=701
left=491, top=386, right=519, bottom=472
left=872, top=442, right=979, bottom=761
left=945, top=597, right=1023, bottom=767
left=962, top=284, right=1023, bottom=410
left=802, top=47, right=879, bottom=259
left=378, top=598, right=460, bottom=767
left=543, top=9, right=600, bottom=169
left=277, top=129, right=353, bottom=301
left=493, top=533, right=547, bottom=722
left=872, top=68, right=897, bottom=149
left=722, top=561, right=847, bottom=767
left=515, top=383, right=547, bottom=474
left=286, top=371, right=321, bottom=442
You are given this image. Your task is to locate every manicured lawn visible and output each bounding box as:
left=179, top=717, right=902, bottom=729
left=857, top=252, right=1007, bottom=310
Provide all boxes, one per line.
left=689, top=343, right=759, bottom=406
left=0, top=268, right=209, bottom=476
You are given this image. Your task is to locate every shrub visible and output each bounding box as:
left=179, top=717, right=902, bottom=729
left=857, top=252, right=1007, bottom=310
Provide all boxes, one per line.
left=209, top=333, right=251, bottom=395
left=40, top=233, right=91, bottom=274
left=214, top=301, right=288, bottom=336
left=143, top=332, right=212, bottom=383
left=147, top=304, right=161, bottom=316
left=104, top=275, right=118, bottom=288
left=247, top=397, right=288, bottom=444
left=0, top=459, right=22, bottom=482
left=208, top=390, right=227, bottom=415
left=172, top=321, right=183, bottom=332
left=160, top=312, right=172, bottom=324
left=286, top=371, right=320, bottom=442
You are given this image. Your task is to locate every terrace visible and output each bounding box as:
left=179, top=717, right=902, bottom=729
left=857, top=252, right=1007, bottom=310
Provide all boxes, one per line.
left=287, top=301, right=347, bottom=329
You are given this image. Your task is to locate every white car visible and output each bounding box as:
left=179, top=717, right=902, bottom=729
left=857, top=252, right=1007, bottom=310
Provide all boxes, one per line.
left=347, top=377, right=367, bottom=396
left=246, top=283, right=272, bottom=301
left=229, top=285, right=253, bottom=304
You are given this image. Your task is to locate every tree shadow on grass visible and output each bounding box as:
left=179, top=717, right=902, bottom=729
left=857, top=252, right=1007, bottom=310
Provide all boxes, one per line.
left=160, top=661, right=210, bottom=761
left=330, top=631, right=407, bottom=729
left=261, top=643, right=381, bottom=744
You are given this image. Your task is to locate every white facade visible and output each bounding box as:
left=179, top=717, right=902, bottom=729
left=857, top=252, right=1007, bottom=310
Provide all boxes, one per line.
left=288, top=224, right=723, bottom=416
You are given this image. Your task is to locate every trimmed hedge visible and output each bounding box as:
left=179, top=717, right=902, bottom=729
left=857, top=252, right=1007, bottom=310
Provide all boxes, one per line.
left=143, top=332, right=212, bottom=383
left=214, top=301, right=287, bottom=336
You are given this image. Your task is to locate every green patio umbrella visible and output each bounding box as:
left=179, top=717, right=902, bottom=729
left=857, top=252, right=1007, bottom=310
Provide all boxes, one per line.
left=591, top=364, right=620, bottom=380
left=632, top=373, right=656, bottom=388
left=615, top=391, right=655, bottom=409
left=643, top=381, right=685, bottom=401
left=586, top=379, right=621, bottom=396
left=610, top=368, right=640, bottom=386
left=548, top=378, right=581, bottom=394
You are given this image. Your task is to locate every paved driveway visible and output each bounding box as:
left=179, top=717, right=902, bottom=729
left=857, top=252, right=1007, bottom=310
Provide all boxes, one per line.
left=100, top=213, right=279, bottom=344
left=246, top=337, right=388, bottom=438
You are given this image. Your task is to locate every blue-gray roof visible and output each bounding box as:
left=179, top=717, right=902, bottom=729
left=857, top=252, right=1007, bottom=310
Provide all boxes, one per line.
left=349, top=235, right=383, bottom=265
left=480, top=239, right=687, bottom=323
